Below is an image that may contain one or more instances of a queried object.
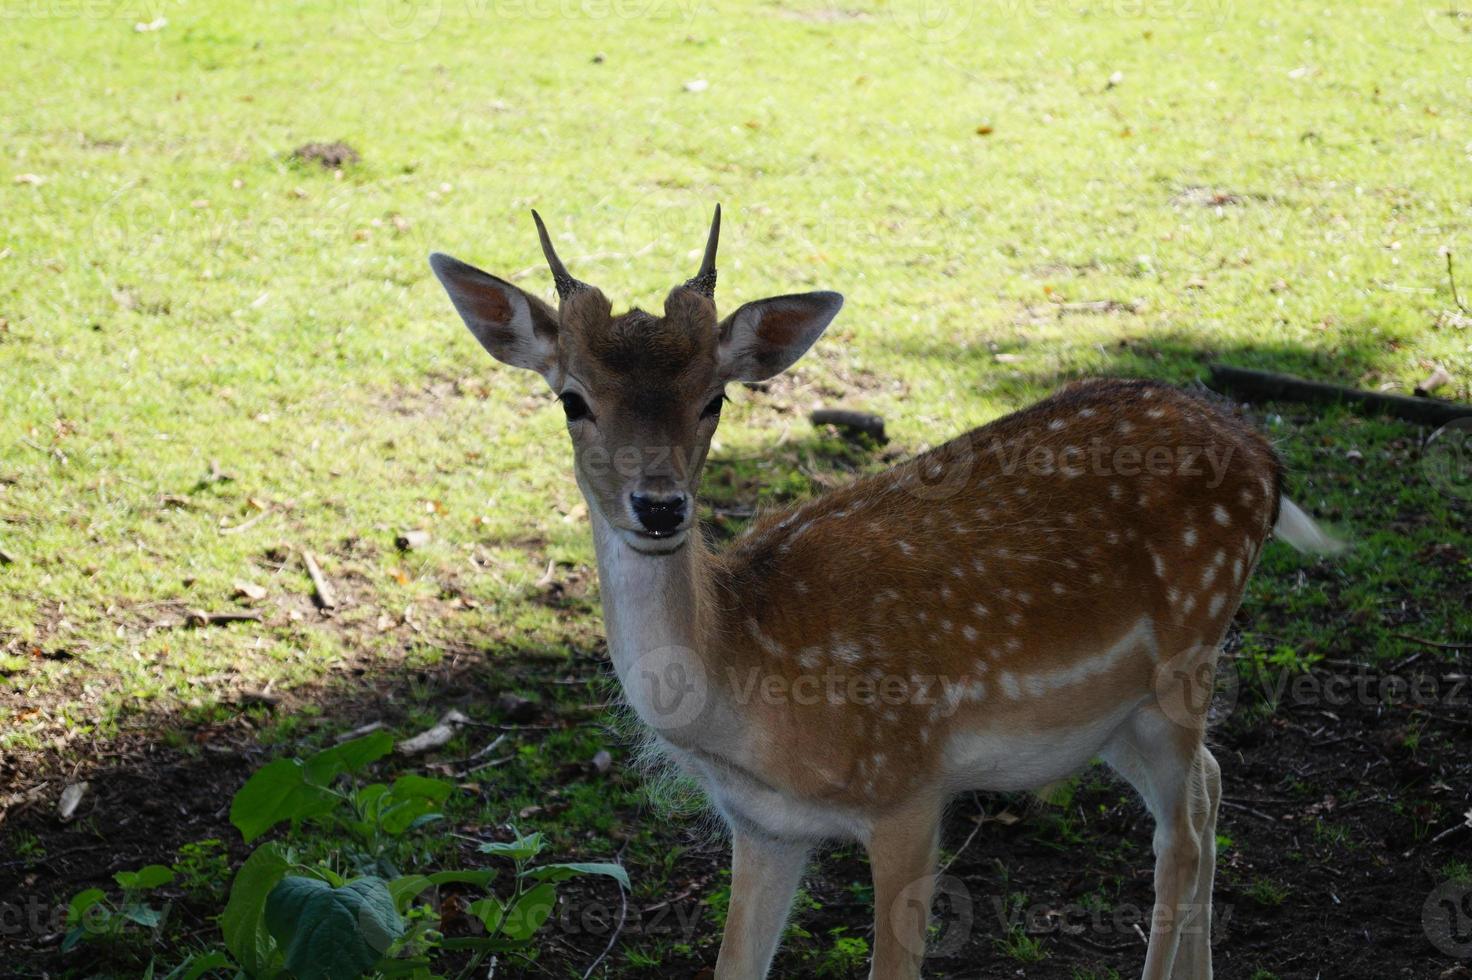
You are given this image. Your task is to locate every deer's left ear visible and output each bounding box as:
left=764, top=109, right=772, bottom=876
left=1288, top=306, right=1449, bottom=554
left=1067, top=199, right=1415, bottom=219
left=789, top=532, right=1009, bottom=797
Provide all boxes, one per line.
left=716, top=291, right=843, bottom=382
left=429, top=252, right=560, bottom=381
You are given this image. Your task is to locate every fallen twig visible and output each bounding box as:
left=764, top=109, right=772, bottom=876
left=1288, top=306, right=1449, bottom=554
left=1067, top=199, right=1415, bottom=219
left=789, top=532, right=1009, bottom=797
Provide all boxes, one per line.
left=187, top=609, right=263, bottom=627
left=302, top=550, right=336, bottom=609
left=938, top=793, right=987, bottom=877
left=0, top=546, right=14, bottom=565
left=218, top=511, right=268, bottom=536
left=1391, top=633, right=1468, bottom=652
left=1219, top=799, right=1278, bottom=823
left=581, top=870, right=628, bottom=980
left=397, top=709, right=469, bottom=756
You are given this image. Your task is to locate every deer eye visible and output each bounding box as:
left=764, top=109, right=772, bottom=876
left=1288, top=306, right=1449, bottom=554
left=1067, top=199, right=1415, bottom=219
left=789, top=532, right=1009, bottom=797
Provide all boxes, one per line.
left=559, top=392, right=591, bottom=422
left=701, top=393, right=727, bottom=420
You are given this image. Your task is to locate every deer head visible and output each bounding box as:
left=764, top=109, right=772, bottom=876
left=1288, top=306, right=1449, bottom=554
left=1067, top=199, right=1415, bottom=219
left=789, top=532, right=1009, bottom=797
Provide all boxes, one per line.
left=430, top=207, right=844, bottom=556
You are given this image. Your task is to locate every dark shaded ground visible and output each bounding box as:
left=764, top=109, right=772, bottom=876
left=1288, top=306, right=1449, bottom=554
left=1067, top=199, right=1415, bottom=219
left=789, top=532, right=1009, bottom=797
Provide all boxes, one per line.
left=3, top=632, right=1469, bottom=978
left=3, top=399, right=1470, bottom=979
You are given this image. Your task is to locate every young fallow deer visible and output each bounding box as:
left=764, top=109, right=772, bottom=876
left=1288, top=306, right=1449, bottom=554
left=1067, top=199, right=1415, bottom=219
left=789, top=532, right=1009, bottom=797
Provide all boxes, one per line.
left=430, top=208, right=1341, bottom=980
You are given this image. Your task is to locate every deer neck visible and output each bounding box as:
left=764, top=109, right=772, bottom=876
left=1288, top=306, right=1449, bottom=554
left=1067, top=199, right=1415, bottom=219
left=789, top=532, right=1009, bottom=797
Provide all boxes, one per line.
left=589, top=508, right=732, bottom=750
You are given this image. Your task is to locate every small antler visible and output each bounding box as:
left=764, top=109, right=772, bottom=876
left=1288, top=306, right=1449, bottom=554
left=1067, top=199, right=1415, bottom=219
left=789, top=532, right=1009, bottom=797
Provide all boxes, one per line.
left=682, top=204, right=721, bottom=300
left=531, top=210, right=590, bottom=302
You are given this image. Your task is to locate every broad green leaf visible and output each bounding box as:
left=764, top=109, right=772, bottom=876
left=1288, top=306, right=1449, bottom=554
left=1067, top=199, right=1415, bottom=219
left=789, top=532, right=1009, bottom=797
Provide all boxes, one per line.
left=499, top=882, right=556, bottom=941
left=524, top=862, right=630, bottom=891
left=467, top=896, right=503, bottom=933
left=230, top=758, right=338, bottom=843
left=66, top=888, right=106, bottom=927
left=387, top=874, right=433, bottom=911
left=115, top=864, right=176, bottom=891
left=264, top=876, right=403, bottom=980
left=388, top=774, right=453, bottom=803
left=303, top=730, right=394, bottom=785
left=425, top=869, right=496, bottom=889
left=477, top=831, right=544, bottom=861
left=221, top=843, right=291, bottom=976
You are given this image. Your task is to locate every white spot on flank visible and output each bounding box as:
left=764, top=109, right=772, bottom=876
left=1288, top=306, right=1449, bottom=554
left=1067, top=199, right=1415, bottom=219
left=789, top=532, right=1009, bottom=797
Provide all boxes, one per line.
left=1078, top=407, right=1097, bottom=419
left=1109, top=483, right=1124, bottom=501
left=1208, top=593, right=1226, bottom=617
left=1232, top=556, right=1245, bottom=581
left=1146, top=408, right=1165, bottom=419
left=999, top=672, right=1021, bottom=699
left=1181, top=593, right=1197, bottom=615
left=1117, top=419, right=1134, bottom=434
left=1150, top=550, right=1167, bottom=578
left=1049, top=418, right=1066, bottom=431
left=1183, top=527, right=1198, bottom=547
left=1200, top=563, right=1218, bottom=589
left=1015, top=486, right=1029, bottom=496
left=898, top=540, right=915, bottom=556
left=962, top=624, right=979, bottom=642
left=972, top=602, right=990, bottom=618
left=971, top=557, right=987, bottom=574
left=1006, top=611, right=1022, bottom=626
left=1213, top=503, right=1231, bottom=526
left=1051, top=581, right=1067, bottom=595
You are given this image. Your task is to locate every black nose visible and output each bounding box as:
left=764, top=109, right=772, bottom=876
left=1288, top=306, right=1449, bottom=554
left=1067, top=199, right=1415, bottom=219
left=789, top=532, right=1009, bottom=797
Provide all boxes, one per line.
left=630, top=493, right=688, bottom=536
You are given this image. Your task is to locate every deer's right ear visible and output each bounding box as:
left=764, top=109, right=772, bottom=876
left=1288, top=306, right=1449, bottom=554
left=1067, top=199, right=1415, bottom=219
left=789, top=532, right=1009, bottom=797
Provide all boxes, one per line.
left=429, top=253, right=559, bottom=379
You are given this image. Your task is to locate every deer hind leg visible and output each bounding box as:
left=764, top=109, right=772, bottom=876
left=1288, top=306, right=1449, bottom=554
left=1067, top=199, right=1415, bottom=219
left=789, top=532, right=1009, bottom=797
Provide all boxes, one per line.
left=714, top=830, right=811, bottom=980
left=1102, top=706, right=1215, bottom=980
left=1171, top=745, right=1221, bottom=980
left=865, top=802, right=942, bottom=980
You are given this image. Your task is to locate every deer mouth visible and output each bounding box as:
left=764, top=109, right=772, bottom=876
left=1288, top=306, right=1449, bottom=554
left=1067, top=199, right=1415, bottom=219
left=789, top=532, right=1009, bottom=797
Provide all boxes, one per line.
left=627, top=528, right=690, bottom=556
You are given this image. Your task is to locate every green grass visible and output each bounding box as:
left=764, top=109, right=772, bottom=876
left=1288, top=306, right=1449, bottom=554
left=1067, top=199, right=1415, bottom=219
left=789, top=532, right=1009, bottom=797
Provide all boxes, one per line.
left=1, top=14, right=1470, bottom=975
left=4, top=0, right=1469, bottom=752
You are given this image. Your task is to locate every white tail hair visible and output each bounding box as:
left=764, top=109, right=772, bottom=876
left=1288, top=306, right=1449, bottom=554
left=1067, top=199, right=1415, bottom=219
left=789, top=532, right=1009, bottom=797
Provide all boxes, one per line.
left=1274, top=497, right=1348, bottom=555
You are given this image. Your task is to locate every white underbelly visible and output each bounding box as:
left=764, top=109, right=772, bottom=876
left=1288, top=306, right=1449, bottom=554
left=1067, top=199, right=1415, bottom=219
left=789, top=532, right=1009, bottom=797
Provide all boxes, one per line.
left=940, top=708, right=1134, bottom=792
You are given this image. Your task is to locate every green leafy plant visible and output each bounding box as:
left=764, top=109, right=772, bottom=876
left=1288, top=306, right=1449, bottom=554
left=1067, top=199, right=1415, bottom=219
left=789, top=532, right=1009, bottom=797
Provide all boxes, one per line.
left=64, top=864, right=174, bottom=951
left=812, top=928, right=869, bottom=977
left=218, top=733, right=630, bottom=977
left=174, top=839, right=231, bottom=900
left=64, top=731, right=630, bottom=979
